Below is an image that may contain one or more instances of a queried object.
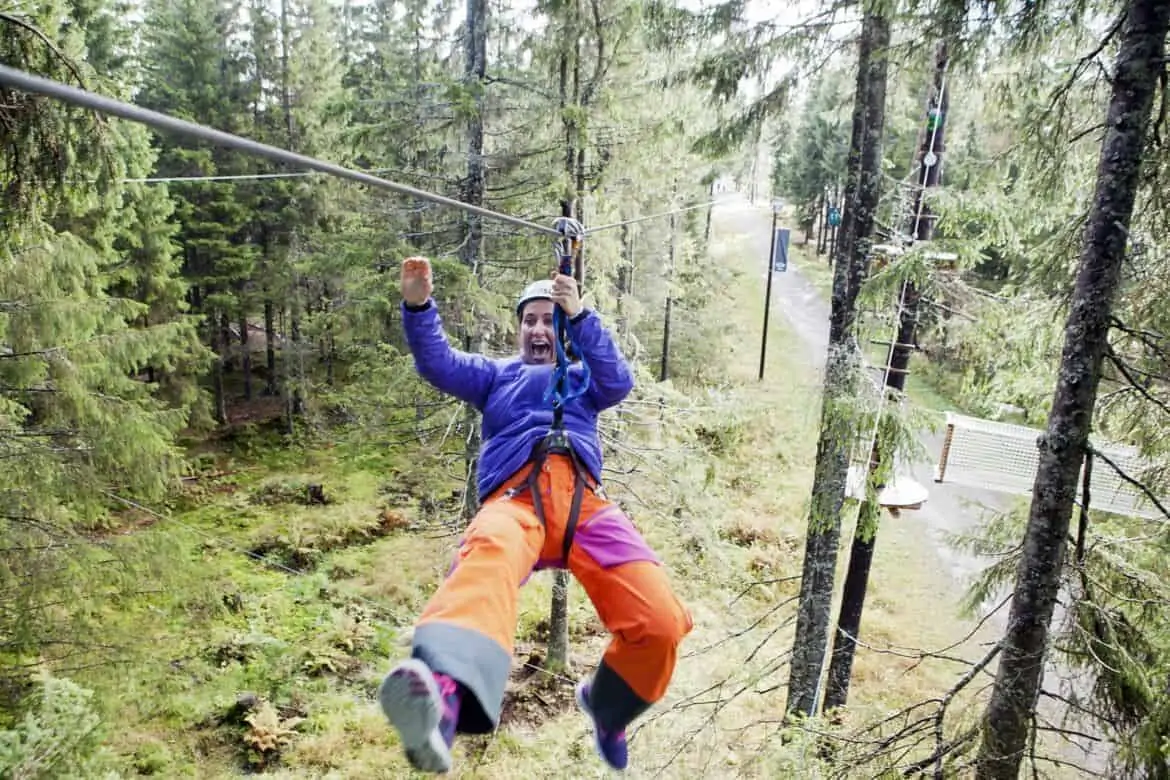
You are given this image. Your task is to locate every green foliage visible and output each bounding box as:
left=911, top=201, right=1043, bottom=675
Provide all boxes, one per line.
left=1, top=7, right=212, bottom=714
left=774, top=66, right=852, bottom=226
left=0, top=672, right=118, bottom=779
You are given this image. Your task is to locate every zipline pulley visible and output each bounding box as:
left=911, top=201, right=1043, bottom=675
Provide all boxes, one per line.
left=552, top=215, right=585, bottom=279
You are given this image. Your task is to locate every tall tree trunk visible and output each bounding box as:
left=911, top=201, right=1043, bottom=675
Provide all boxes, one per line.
left=815, top=189, right=827, bottom=255
left=828, top=181, right=841, bottom=264
left=617, top=217, right=633, bottom=343
left=219, top=313, right=234, bottom=372
left=240, top=309, right=253, bottom=400
left=279, top=0, right=294, bottom=145
left=785, top=6, right=890, bottom=718
left=279, top=0, right=302, bottom=421
left=264, top=298, right=277, bottom=396
left=459, top=0, right=488, bottom=523
left=288, top=302, right=304, bottom=420
left=660, top=203, right=676, bottom=382
left=212, top=309, right=228, bottom=425
left=546, top=3, right=584, bottom=673
left=288, top=320, right=303, bottom=416
left=824, top=38, right=949, bottom=712
left=286, top=294, right=304, bottom=431
left=976, top=2, right=1169, bottom=776
left=323, top=282, right=335, bottom=387
left=410, top=26, right=426, bottom=246
left=704, top=179, right=715, bottom=247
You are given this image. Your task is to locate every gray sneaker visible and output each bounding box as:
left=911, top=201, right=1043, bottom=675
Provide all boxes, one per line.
left=378, top=658, right=456, bottom=774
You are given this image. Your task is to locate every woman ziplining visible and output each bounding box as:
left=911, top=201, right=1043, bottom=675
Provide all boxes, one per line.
left=0, top=63, right=697, bottom=774
left=377, top=223, right=693, bottom=774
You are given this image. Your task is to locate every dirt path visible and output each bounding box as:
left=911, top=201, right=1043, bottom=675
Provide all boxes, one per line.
left=715, top=193, right=1011, bottom=587
left=711, top=192, right=1109, bottom=775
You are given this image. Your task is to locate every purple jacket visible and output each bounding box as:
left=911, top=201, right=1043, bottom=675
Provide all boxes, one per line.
left=401, top=299, right=634, bottom=501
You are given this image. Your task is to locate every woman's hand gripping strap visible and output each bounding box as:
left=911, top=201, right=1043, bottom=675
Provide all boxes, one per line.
left=545, top=217, right=591, bottom=421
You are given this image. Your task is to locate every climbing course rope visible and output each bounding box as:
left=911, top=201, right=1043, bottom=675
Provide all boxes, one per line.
left=586, top=200, right=716, bottom=234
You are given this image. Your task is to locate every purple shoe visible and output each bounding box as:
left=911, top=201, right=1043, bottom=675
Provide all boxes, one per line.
left=378, top=658, right=462, bottom=773
left=575, top=679, right=629, bottom=770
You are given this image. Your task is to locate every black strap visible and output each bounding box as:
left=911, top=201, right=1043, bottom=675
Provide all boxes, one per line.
left=562, top=452, right=588, bottom=562
left=510, top=430, right=594, bottom=564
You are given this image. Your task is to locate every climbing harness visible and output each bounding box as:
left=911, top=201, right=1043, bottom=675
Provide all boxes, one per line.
left=505, top=429, right=599, bottom=566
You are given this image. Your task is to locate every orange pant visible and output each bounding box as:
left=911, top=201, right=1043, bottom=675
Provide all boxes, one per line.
left=409, top=454, right=693, bottom=734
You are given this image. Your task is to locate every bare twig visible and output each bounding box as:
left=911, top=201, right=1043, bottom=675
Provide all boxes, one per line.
left=1088, top=446, right=1170, bottom=520
left=1104, top=347, right=1170, bottom=419
left=930, top=644, right=1001, bottom=778
left=0, top=12, right=89, bottom=90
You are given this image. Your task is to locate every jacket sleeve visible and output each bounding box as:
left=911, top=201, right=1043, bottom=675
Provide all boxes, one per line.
left=401, top=299, right=497, bottom=409
left=568, top=308, right=634, bottom=410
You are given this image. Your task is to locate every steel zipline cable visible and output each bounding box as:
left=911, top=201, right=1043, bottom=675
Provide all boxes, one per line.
left=0, top=63, right=561, bottom=237
left=0, top=64, right=722, bottom=238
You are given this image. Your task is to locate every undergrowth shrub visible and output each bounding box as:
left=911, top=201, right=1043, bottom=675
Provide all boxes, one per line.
left=0, top=672, right=118, bottom=780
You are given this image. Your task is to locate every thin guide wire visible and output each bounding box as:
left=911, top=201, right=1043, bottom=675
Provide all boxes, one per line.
left=587, top=200, right=720, bottom=234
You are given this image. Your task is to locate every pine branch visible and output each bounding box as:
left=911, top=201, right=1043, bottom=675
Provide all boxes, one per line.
left=0, top=347, right=64, bottom=359
left=483, top=74, right=556, bottom=100
left=0, top=12, right=90, bottom=92
left=580, top=0, right=609, bottom=106
left=900, top=726, right=979, bottom=777
left=1039, top=13, right=1127, bottom=129
left=1088, top=445, right=1170, bottom=520
left=926, top=645, right=1001, bottom=778
left=681, top=596, right=798, bottom=660
left=1103, top=348, right=1170, bottom=419
left=1067, top=121, right=1109, bottom=145
left=727, top=573, right=803, bottom=606
left=1038, top=686, right=1113, bottom=728
left=1153, top=65, right=1168, bottom=146
left=1109, top=315, right=1167, bottom=354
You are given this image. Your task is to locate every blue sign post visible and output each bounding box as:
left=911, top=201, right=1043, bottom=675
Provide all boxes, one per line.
left=759, top=205, right=786, bottom=380
left=772, top=227, right=790, bottom=272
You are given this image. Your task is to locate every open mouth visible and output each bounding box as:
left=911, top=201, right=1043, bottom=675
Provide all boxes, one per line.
left=530, top=341, right=552, bottom=360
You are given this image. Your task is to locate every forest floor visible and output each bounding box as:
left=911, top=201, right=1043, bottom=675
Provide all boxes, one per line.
left=71, top=195, right=1104, bottom=778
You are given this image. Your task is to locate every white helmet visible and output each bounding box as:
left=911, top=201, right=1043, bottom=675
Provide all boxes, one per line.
left=515, top=279, right=555, bottom=317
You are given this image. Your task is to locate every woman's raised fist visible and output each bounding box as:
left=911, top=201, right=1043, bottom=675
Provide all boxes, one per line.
left=401, top=256, right=433, bottom=306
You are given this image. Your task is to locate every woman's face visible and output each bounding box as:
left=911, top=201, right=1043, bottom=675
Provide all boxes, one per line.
left=519, top=299, right=555, bottom=364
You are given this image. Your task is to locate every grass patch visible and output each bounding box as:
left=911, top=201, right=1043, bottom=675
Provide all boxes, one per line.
left=788, top=236, right=835, bottom=301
